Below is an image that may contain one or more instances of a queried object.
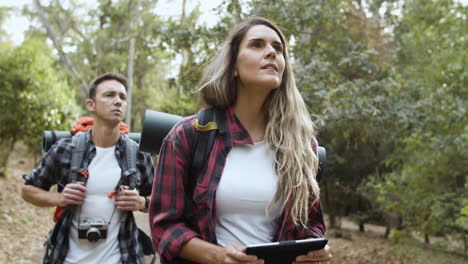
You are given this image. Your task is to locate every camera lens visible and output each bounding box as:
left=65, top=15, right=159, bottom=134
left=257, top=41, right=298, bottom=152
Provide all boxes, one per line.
left=86, top=227, right=101, bottom=243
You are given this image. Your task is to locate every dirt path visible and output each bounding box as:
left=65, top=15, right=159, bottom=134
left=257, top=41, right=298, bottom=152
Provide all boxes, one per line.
left=134, top=212, right=160, bottom=263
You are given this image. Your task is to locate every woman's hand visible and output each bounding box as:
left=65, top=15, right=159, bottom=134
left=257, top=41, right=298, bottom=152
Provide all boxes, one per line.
left=293, top=244, right=332, bottom=264
left=216, top=243, right=264, bottom=264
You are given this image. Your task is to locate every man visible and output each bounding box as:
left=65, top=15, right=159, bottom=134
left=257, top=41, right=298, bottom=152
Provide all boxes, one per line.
left=22, top=73, right=154, bottom=264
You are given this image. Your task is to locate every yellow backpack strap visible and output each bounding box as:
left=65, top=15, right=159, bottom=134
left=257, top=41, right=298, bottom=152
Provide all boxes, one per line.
left=188, top=108, right=219, bottom=197
left=193, top=119, right=218, bottom=131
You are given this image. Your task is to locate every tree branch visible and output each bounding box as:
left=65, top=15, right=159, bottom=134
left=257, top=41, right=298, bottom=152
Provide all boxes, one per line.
left=33, top=0, right=88, bottom=96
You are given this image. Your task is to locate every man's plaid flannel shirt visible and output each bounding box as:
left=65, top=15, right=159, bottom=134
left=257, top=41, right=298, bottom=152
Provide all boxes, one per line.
left=23, top=130, right=154, bottom=264
left=150, top=107, right=325, bottom=264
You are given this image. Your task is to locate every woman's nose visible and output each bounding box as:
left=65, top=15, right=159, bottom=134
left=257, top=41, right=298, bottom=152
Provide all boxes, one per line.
left=265, top=44, right=276, bottom=59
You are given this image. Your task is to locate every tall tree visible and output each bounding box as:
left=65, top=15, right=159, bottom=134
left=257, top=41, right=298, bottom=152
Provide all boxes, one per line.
left=0, top=40, right=80, bottom=175
left=374, top=0, right=467, bottom=245
left=33, top=0, right=88, bottom=95
left=24, top=0, right=173, bottom=130
left=125, top=0, right=136, bottom=128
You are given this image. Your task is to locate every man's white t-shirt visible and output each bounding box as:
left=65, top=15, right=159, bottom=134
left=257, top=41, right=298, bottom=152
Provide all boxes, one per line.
left=216, top=141, right=282, bottom=247
left=65, top=146, right=122, bottom=264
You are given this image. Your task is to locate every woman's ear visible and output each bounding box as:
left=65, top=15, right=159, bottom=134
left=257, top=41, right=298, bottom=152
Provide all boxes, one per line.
left=85, top=98, right=95, bottom=112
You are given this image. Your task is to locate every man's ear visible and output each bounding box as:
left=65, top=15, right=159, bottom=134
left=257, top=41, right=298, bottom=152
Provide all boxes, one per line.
left=85, top=98, right=95, bottom=112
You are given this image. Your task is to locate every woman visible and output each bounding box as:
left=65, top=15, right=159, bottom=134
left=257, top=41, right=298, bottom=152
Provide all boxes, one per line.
left=150, top=17, right=332, bottom=264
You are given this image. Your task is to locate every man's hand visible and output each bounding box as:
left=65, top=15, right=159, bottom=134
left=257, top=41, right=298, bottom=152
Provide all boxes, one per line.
left=114, top=185, right=145, bottom=211
left=59, top=181, right=87, bottom=207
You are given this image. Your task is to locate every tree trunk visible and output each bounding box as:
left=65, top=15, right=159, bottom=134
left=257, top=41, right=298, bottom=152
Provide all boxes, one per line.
left=34, top=152, right=39, bottom=166
left=463, top=233, right=467, bottom=262
left=397, top=214, right=404, bottom=230
left=358, top=197, right=365, bottom=232
left=0, top=138, right=15, bottom=177
left=126, top=37, right=135, bottom=129
left=385, top=225, right=390, bottom=238
left=424, top=233, right=430, bottom=244
left=125, top=0, right=135, bottom=129
left=179, top=0, right=188, bottom=95
left=323, top=179, right=337, bottom=228
left=181, top=0, right=186, bottom=21
left=33, top=0, right=88, bottom=96
left=329, top=214, right=337, bottom=228
left=359, top=221, right=365, bottom=232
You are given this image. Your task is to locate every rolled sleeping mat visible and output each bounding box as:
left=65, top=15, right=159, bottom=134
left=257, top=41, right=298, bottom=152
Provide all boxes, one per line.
left=42, top=131, right=72, bottom=156
left=317, top=146, right=326, bottom=182
left=139, top=110, right=183, bottom=154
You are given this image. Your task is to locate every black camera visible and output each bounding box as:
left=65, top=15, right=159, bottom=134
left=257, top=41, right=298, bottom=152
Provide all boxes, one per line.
left=78, top=218, right=108, bottom=243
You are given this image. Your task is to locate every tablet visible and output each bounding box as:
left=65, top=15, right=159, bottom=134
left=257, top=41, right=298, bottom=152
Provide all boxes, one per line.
left=245, top=237, right=328, bottom=264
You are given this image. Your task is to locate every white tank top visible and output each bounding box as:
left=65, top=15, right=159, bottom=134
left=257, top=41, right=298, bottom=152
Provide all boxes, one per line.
left=216, top=141, right=281, bottom=247
left=65, top=146, right=122, bottom=264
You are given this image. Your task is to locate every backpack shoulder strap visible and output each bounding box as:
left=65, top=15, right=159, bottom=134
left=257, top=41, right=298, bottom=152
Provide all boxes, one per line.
left=191, top=108, right=218, bottom=174
left=184, top=108, right=219, bottom=211
left=70, top=132, right=87, bottom=183
left=52, top=132, right=87, bottom=223
left=122, top=135, right=139, bottom=189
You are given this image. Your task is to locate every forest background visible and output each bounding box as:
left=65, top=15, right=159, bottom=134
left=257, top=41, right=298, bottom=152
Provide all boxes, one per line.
left=0, top=0, right=466, bottom=262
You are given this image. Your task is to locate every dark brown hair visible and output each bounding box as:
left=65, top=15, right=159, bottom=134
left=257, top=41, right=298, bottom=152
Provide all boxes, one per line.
left=88, top=72, right=128, bottom=99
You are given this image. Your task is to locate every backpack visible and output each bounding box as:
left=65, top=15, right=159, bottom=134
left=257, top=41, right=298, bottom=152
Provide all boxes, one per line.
left=44, top=120, right=155, bottom=263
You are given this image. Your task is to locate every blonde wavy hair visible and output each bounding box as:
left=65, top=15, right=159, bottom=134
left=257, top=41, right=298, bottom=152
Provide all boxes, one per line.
left=197, top=17, right=320, bottom=228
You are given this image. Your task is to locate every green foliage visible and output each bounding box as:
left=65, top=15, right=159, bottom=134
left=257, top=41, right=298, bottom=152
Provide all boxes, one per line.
left=362, top=0, right=467, bottom=247
left=157, top=88, right=198, bottom=117
left=0, top=40, right=80, bottom=156
left=159, top=6, right=213, bottom=93
left=388, top=229, right=404, bottom=243
left=455, top=201, right=468, bottom=232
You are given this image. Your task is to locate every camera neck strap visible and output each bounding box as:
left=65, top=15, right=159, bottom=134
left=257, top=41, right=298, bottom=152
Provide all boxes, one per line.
left=77, top=201, right=118, bottom=225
